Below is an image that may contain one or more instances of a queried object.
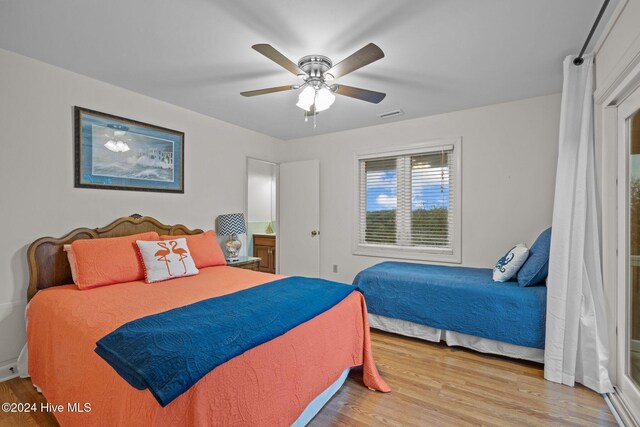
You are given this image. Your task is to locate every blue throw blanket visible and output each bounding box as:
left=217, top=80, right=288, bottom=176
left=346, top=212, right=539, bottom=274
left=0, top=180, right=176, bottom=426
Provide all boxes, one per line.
left=354, top=262, right=546, bottom=349
left=95, top=277, right=355, bottom=407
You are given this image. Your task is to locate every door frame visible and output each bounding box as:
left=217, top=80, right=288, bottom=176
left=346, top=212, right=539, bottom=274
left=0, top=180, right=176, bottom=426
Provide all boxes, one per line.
left=615, top=83, right=640, bottom=420
left=598, top=47, right=640, bottom=424
left=245, top=157, right=279, bottom=273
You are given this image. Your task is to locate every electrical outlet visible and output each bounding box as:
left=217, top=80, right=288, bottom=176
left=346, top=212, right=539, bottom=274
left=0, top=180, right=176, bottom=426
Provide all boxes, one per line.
left=1, top=364, right=18, bottom=381
left=333, top=264, right=338, bottom=273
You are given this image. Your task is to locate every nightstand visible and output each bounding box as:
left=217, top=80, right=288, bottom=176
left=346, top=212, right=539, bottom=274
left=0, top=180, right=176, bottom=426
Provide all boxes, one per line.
left=227, top=256, right=261, bottom=271
left=253, top=234, right=276, bottom=273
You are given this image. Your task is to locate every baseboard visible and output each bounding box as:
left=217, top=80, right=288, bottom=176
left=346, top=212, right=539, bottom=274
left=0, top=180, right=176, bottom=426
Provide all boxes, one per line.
left=0, top=360, right=19, bottom=383
left=0, top=300, right=27, bottom=310
left=0, top=300, right=27, bottom=371
left=608, top=390, right=640, bottom=427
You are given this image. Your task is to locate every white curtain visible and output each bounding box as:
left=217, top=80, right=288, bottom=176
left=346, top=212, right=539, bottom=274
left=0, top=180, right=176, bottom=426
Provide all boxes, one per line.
left=544, top=54, right=613, bottom=393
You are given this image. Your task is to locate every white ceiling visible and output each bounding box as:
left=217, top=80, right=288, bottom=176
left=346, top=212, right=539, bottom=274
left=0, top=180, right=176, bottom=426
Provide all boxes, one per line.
left=0, top=0, right=615, bottom=140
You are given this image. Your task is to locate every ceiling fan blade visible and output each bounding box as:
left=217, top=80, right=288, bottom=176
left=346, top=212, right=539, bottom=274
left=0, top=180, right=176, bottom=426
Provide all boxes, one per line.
left=324, top=43, right=384, bottom=80
left=252, top=44, right=307, bottom=76
left=240, top=85, right=295, bottom=97
left=333, top=85, right=386, bottom=104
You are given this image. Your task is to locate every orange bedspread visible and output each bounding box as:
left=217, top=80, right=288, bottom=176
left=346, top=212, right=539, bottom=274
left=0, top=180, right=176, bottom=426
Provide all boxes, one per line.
left=27, top=266, right=389, bottom=426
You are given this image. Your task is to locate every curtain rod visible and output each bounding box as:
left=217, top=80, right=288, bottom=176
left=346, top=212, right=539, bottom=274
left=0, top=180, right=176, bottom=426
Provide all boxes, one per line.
left=573, top=0, right=610, bottom=66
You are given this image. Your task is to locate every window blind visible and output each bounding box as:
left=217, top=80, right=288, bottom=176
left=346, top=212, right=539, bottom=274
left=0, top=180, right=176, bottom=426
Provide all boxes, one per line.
left=359, top=146, right=455, bottom=253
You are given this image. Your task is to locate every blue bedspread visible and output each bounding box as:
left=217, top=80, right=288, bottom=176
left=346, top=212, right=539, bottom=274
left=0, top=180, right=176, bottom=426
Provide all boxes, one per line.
left=353, top=262, right=546, bottom=348
left=95, top=277, right=355, bottom=407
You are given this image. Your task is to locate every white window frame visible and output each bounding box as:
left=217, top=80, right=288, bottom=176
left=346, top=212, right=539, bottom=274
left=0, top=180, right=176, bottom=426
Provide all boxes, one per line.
left=352, top=138, right=462, bottom=263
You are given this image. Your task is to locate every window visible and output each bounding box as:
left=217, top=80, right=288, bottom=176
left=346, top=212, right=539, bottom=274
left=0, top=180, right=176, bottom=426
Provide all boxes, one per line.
left=354, top=139, right=461, bottom=262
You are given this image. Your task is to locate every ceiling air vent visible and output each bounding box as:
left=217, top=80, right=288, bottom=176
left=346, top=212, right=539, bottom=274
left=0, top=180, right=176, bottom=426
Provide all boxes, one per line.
left=377, top=109, right=404, bottom=119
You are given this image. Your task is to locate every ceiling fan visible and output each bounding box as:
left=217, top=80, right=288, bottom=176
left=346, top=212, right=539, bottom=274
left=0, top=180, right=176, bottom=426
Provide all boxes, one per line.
left=240, top=43, right=386, bottom=121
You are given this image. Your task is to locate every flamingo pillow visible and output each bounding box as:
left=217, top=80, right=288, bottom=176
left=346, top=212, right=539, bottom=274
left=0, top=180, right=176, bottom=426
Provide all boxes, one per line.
left=136, top=238, right=199, bottom=283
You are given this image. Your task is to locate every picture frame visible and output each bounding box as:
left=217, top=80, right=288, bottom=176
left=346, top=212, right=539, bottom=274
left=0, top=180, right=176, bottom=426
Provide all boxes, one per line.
left=74, top=107, right=184, bottom=193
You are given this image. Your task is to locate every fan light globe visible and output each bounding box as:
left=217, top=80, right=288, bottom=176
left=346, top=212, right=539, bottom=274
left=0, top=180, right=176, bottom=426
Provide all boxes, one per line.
left=314, top=87, right=335, bottom=112
left=296, top=86, right=335, bottom=112
left=296, top=86, right=315, bottom=111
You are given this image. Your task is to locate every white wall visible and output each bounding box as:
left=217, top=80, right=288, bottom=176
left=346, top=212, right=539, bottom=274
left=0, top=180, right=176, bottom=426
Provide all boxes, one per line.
left=248, top=160, right=277, bottom=223
left=0, top=48, right=280, bottom=370
left=277, top=94, right=561, bottom=283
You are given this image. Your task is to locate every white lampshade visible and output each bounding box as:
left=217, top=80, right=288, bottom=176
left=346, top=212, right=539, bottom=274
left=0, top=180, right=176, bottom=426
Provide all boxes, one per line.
left=296, top=86, right=336, bottom=113
left=296, top=86, right=316, bottom=111
left=314, top=87, right=335, bottom=112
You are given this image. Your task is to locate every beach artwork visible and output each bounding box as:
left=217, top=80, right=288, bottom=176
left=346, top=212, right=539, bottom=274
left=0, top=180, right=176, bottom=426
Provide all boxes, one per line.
left=75, top=107, right=184, bottom=193
left=90, top=124, right=175, bottom=182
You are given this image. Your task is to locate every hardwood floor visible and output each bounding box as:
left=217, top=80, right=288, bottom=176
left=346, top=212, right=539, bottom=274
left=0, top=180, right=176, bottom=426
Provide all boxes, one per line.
left=0, top=376, right=57, bottom=427
left=0, top=330, right=615, bottom=426
left=310, top=330, right=616, bottom=426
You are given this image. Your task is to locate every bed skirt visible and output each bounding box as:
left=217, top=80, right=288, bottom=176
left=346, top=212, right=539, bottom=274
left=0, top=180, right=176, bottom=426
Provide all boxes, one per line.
left=369, top=314, right=544, bottom=363
left=292, top=368, right=350, bottom=426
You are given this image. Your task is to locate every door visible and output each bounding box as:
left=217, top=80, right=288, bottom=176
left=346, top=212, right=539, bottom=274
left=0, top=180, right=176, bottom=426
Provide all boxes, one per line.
left=269, top=247, right=276, bottom=273
left=254, top=245, right=271, bottom=272
left=278, top=160, right=320, bottom=277
left=617, top=84, right=640, bottom=417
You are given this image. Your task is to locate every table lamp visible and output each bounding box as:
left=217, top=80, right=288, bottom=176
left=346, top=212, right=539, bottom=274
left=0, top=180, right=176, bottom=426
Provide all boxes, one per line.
left=216, top=213, right=247, bottom=262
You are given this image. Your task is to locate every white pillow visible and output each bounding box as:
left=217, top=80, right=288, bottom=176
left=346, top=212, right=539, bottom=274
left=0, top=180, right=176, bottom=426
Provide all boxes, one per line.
left=63, top=244, right=78, bottom=284
left=136, top=238, right=199, bottom=283
left=493, top=244, right=529, bottom=282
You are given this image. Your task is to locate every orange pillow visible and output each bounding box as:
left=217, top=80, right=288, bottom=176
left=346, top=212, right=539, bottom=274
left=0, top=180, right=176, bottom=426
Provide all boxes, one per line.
left=161, top=230, right=226, bottom=268
left=71, top=231, right=160, bottom=289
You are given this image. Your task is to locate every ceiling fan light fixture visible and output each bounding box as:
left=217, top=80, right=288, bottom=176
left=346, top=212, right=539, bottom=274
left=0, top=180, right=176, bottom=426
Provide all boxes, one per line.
left=296, top=86, right=316, bottom=111
left=243, top=43, right=385, bottom=123
left=296, top=86, right=335, bottom=112
left=314, top=87, right=335, bottom=112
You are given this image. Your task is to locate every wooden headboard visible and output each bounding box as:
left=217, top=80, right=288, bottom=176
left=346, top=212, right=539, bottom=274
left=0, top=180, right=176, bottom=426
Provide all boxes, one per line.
left=27, top=214, right=203, bottom=301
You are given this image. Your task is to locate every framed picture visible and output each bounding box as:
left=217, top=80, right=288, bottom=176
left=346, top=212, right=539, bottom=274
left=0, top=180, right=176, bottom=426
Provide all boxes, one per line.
left=74, top=107, right=184, bottom=193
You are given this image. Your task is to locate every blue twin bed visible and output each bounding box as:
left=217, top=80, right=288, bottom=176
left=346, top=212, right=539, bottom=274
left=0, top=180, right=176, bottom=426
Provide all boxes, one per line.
left=354, top=261, right=547, bottom=360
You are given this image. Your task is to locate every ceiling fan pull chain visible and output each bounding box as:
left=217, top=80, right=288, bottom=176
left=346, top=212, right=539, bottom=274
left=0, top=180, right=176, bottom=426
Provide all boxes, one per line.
left=313, top=90, right=318, bottom=129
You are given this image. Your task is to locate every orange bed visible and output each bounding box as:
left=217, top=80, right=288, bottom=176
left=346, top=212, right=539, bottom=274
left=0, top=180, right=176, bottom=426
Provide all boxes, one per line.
left=27, top=266, right=388, bottom=426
